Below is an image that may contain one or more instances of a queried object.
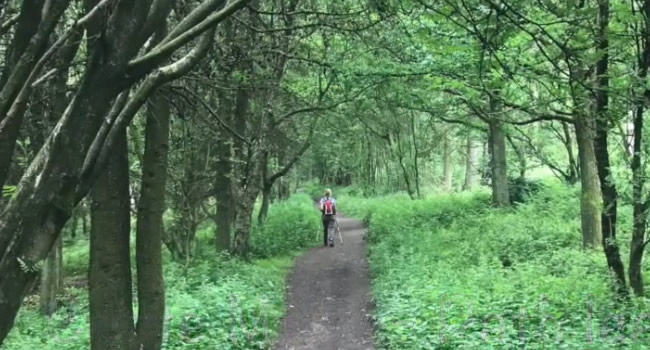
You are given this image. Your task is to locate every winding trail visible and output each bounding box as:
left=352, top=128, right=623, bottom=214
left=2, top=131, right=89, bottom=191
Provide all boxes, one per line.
left=274, top=216, right=375, bottom=350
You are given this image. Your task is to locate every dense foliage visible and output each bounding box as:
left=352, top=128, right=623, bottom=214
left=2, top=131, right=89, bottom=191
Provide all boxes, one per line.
left=3, top=194, right=319, bottom=350
left=250, top=194, right=321, bottom=258
left=342, top=185, right=650, bottom=349
left=3, top=0, right=650, bottom=348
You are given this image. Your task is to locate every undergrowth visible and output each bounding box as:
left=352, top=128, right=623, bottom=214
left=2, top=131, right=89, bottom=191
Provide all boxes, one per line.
left=342, top=183, right=650, bottom=349
left=250, top=193, right=321, bottom=258
left=4, top=194, right=320, bottom=350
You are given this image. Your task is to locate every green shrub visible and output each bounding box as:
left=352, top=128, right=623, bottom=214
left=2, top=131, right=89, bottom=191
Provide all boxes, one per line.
left=4, top=194, right=319, bottom=350
left=508, top=176, right=545, bottom=204
left=250, top=193, right=321, bottom=258
left=4, top=254, right=293, bottom=350
left=348, top=183, right=650, bottom=349
left=300, top=180, right=324, bottom=201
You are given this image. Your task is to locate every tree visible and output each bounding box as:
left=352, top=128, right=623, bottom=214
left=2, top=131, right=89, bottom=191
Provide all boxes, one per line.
left=0, top=0, right=249, bottom=344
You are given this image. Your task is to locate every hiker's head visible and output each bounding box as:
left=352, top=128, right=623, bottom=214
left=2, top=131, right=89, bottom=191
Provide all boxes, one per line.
left=324, top=188, right=332, bottom=197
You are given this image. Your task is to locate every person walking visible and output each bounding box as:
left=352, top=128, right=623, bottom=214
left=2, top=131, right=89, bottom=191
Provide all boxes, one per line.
left=319, top=189, right=337, bottom=247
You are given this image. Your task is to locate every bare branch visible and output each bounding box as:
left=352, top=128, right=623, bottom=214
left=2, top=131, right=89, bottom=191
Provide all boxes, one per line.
left=267, top=133, right=312, bottom=184
left=173, top=85, right=251, bottom=145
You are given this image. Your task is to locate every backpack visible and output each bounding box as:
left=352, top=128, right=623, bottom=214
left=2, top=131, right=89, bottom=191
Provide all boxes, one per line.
left=323, top=198, right=334, bottom=215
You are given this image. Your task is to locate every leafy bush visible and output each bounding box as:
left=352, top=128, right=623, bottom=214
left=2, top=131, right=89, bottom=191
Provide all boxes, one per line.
left=4, top=194, right=319, bottom=350
left=347, top=183, right=650, bottom=349
left=250, top=193, right=321, bottom=258
left=508, top=176, right=545, bottom=204
left=300, top=180, right=324, bottom=201
left=5, top=255, right=292, bottom=350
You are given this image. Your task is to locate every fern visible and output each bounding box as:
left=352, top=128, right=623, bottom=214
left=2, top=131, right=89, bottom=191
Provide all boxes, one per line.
left=2, top=185, right=16, bottom=199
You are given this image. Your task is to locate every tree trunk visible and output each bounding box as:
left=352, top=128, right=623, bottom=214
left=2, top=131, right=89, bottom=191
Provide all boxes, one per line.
left=135, top=91, right=169, bottom=349
left=89, top=129, right=137, bottom=350
left=57, top=237, right=63, bottom=289
left=258, top=183, right=272, bottom=224
left=69, top=211, right=78, bottom=240
left=562, top=122, right=579, bottom=184
left=575, top=118, right=603, bottom=249
left=164, top=123, right=205, bottom=263
left=488, top=118, right=510, bottom=207
left=395, top=132, right=414, bottom=199
left=275, top=147, right=288, bottom=200
left=213, top=131, right=234, bottom=250
left=233, top=198, right=255, bottom=258
left=629, top=0, right=650, bottom=297
left=0, top=81, right=122, bottom=346
left=232, top=154, right=260, bottom=258
left=82, top=203, right=89, bottom=236
left=410, top=115, right=421, bottom=198
left=0, top=0, right=41, bottom=87
left=258, top=151, right=271, bottom=224
left=463, top=133, right=479, bottom=190
left=214, top=177, right=234, bottom=252
left=593, top=0, right=626, bottom=296
left=0, top=0, right=73, bottom=190
left=630, top=104, right=646, bottom=296
left=213, top=88, right=239, bottom=251
left=39, top=236, right=61, bottom=316
left=443, top=135, right=453, bottom=192
left=0, top=2, right=243, bottom=343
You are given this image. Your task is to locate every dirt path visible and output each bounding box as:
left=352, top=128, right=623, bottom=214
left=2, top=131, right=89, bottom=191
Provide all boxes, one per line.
left=274, top=216, right=375, bottom=350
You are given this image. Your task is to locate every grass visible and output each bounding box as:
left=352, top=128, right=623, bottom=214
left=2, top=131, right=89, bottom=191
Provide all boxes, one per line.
left=4, top=194, right=321, bottom=350
left=341, top=183, right=650, bottom=350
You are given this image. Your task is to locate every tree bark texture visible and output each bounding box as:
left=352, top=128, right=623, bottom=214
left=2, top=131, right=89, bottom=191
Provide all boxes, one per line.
left=89, top=130, right=137, bottom=350
left=488, top=118, right=510, bottom=207
left=575, top=117, right=603, bottom=249
left=135, top=91, right=169, bottom=349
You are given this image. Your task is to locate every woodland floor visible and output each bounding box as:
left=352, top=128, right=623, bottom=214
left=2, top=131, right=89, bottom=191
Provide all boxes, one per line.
left=274, top=216, right=375, bottom=350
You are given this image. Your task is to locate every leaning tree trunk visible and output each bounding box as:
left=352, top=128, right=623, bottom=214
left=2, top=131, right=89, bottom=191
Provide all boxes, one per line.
left=575, top=117, right=603, bottom=249
left=488, top=118, right=510, bottom=207
left=0, top=1, right=247, bottom=343
left=463, top=133, right=479, bottom=190
left=135, top=91, right=169, bottom=349
left=89, top=130, right=137, bottom=350
left=0, top=0, right=72, bottom=190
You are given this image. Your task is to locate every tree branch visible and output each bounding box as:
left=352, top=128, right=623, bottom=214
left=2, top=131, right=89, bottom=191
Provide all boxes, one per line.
left=267, top=134, right=312, bottom=184
left=79, top=28, right=216, bottom=195
left=127, top=0, right=250, bottom=74
left=0, top=13, right=18, bottom=36
left=173, top=85, right=251, bottom=145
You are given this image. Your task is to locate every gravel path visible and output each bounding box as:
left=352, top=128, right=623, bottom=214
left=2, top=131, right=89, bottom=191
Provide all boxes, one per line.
left=274, top=216, right=375, bottom=350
